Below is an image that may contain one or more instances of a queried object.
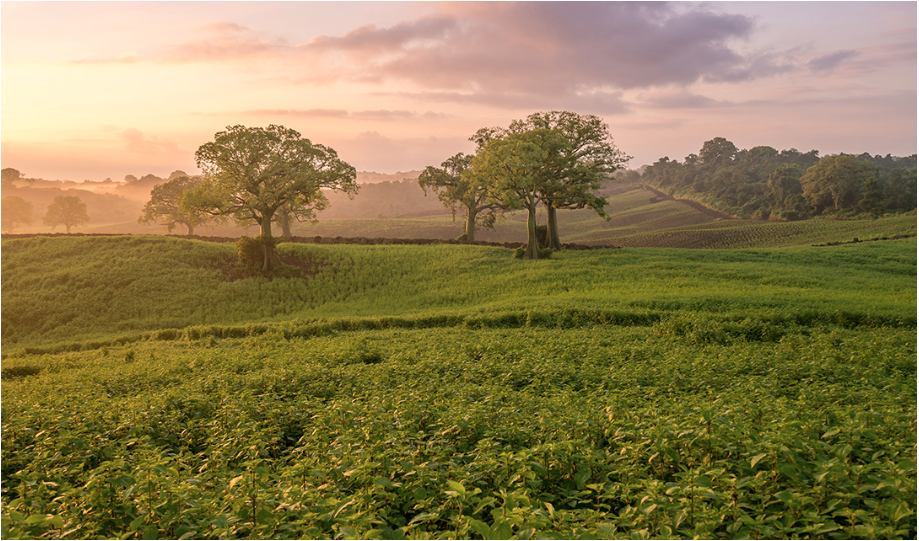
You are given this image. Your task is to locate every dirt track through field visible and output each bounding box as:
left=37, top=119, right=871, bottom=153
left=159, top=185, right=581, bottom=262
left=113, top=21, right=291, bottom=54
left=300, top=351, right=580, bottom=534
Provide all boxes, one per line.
left=642, top=185, right=735, bottom=220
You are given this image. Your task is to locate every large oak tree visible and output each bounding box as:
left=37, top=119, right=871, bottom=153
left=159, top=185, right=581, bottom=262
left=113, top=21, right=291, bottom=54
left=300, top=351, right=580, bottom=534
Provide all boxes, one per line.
left=186, top=125, right=357, bottom=272
left=509, top=111, right=630, bottom=250
left=469, top=128, right=572, bottom=259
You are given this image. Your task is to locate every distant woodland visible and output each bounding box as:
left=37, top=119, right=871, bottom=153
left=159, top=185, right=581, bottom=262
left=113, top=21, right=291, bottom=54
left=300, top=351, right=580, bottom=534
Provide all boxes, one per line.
left=640, top=138, right=917, bottom=220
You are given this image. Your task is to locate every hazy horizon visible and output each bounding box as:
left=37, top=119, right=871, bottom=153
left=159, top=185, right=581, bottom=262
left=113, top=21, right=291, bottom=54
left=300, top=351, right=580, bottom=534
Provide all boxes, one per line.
left=2, top=1, right=916, bottom=181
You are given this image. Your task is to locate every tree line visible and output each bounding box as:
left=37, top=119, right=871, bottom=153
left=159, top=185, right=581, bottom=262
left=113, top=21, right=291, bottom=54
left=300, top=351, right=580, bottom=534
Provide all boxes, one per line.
left=640, top=138, right=917, bottom=220
left=2, top=169, right=93, bottom=233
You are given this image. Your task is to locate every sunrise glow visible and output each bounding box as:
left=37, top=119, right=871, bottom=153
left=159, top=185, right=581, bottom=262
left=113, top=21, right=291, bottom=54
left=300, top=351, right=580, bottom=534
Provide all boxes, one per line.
left=2, top=1, right=916, bottom=181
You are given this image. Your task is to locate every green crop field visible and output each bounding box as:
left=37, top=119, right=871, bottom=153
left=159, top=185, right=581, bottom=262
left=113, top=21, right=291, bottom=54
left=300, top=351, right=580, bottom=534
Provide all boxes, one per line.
left=1, top=235, right=916, bottom=539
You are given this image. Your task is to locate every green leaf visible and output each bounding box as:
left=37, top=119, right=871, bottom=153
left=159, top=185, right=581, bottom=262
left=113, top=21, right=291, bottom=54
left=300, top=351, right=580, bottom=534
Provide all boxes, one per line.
left=142, top=524, right=158, bottom=540
left=777, top=463, right=799, bottom=479
left=256, top=508, right=275, bottom=525
left=407, top=512, right=439, bottom=525
left=373, top=477, right=393, bottom=489
left=446, top=480, right=466, bottom=495
left=469, top=520, right=493, bottom=539
left=750, top=453, right=768, bottom=468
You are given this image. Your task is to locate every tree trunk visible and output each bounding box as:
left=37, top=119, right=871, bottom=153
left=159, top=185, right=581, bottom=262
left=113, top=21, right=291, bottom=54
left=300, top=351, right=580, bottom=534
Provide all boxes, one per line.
left=465, top=207, right=477, bottom=242
left=277, top=207, right=293, bottom=238
left=259, top=217, right=282, bottom=273
left=185, top=222, right=195, bottom=236
left=65, top=224, right=72, bottom=234
left=545, top=204, right=562, bottom=250
left=523, top=204, right=541, bottom=260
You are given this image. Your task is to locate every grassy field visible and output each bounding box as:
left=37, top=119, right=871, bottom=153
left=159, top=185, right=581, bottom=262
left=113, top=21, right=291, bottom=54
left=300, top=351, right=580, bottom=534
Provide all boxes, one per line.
left=1, top=235, right=916, bottom=539
left=2, top=235, right=914, bottom=350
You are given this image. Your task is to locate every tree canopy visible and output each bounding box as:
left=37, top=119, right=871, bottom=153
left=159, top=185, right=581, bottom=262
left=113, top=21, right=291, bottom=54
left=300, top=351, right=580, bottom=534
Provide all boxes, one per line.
left=642, top=137, right=916, bottom=219
left=418, top=153, right=503, bottom=242
left=1, top=196, right=33, bottom=232
left=800, top=155, right=874, bottom=213
left=468, top=128, right=572, bottom=259
left=185, top=124, right=358, bottom=272
left=42, top=195, right=89, bottom=234
left=509, top=111, right=630, bottom=249
left=139, top=176, right=208, bottom=235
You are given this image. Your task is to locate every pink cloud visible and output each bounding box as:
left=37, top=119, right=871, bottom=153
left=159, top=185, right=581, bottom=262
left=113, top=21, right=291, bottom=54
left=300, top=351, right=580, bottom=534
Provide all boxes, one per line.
left=239, top=109, right=447, bottom=121
left=119, top=128, right=182, bottom=155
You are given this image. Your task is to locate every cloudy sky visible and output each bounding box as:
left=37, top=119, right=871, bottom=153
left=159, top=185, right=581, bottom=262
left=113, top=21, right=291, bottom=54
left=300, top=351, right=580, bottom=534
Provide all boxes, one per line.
left=2, top=1, right=915, bottom=181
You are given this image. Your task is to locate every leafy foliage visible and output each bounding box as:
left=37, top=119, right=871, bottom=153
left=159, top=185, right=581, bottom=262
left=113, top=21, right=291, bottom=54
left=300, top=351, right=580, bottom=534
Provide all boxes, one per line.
left=2, top=324, right=915, bottom=539
left=418, top=153, right=502, bottom=242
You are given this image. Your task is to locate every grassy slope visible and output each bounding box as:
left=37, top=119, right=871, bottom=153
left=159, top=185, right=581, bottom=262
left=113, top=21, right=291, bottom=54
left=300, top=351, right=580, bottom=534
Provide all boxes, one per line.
left=2, top=235, right=915, bottom=350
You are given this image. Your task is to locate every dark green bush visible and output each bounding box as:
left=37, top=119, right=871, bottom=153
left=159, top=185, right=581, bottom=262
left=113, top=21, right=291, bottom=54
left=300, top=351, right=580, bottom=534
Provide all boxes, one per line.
left=235, top=235, right=278, bottom=268
left=535, top=224, right=548, bottom=246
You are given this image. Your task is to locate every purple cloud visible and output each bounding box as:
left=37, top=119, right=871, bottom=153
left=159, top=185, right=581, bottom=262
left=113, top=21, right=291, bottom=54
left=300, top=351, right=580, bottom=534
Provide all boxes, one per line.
left=300, top=3, right=773, bottom=93
left=807, top=50, right=861, bottom=72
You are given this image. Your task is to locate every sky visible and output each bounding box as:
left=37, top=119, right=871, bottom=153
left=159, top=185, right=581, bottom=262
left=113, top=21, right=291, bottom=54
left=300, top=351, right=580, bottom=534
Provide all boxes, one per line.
left=1, top=1, right=916, bottom=181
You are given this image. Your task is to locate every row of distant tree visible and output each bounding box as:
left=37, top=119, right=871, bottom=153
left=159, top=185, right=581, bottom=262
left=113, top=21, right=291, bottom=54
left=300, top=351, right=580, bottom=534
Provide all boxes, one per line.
left=2, top=194, right=90, bottom=234
left=639, top=138, right=917, bottom=220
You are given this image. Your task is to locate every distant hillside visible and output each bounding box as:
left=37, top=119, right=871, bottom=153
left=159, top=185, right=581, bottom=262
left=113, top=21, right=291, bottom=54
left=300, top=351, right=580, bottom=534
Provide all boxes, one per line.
left=356, top=170, right=422, bottom=183
left=318, top=178, right=449, bottom=220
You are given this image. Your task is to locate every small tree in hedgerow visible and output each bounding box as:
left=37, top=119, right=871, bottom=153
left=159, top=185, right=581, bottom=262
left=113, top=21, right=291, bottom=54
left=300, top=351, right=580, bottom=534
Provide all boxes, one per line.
left=184, top=124, right=358, bottom=273
left=418, top=153, right=504, bottom=242
left=138, top=176, right=208, bottom=235
left=2, top=196, right=34, bottom=232
left=42, top=195, right=89, bottom=234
